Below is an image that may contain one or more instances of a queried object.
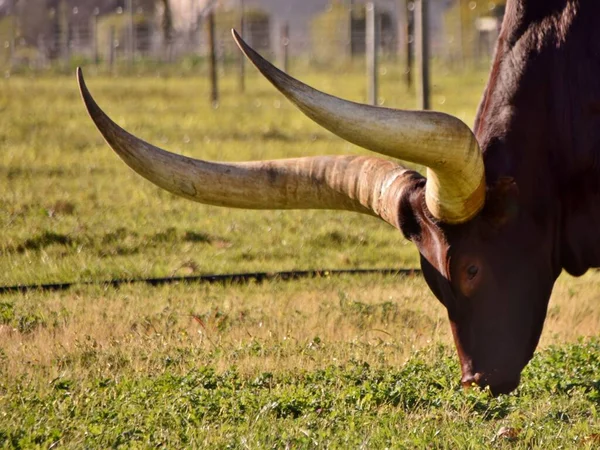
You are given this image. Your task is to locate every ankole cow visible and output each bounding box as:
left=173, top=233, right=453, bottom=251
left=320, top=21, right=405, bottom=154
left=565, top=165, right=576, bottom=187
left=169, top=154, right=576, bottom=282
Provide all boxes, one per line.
left=77, top=0, right=600, bottom=395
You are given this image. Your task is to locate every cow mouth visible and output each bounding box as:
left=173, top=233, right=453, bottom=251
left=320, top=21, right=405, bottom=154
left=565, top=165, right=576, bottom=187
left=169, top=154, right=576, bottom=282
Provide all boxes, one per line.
left=461, top=372, right=521, bottom=396
left=488, top=378, right=521, bottom=396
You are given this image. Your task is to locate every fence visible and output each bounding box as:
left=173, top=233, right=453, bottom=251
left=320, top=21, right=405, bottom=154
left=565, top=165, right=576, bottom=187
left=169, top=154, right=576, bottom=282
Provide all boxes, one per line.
left=0, top=1, right=502, bottom=74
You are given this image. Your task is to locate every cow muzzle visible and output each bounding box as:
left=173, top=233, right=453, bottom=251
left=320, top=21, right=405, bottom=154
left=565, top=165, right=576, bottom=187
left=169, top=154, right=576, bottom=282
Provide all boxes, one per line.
left=461, top=372, right=521, bottom=396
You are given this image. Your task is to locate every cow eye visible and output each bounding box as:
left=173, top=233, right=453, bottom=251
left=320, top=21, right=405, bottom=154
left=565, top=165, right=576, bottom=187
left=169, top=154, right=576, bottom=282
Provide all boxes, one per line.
left=467, top=265, right=479, bottom=279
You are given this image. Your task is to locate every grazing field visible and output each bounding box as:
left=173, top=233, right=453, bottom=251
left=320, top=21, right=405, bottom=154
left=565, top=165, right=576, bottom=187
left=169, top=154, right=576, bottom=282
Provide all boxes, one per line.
left=1, top=64, right=599, bottom=448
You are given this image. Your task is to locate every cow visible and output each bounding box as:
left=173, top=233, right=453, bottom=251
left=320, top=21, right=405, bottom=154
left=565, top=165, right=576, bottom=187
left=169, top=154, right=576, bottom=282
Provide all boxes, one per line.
left=76, top=0, right=600, bottom=395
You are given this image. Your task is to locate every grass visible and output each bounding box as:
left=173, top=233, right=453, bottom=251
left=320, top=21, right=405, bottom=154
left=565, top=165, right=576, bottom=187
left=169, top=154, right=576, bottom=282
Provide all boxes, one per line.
left=1, top=275, right=599, bottom=448
left=0, top=60, right=486, bottom=285
left=1, top=61, right=599, bottom=447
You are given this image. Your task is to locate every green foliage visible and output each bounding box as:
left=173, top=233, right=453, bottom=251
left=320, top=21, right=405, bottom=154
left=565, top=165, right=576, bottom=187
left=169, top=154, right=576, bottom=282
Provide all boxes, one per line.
left=0, top=297, right=71, bottom=334
left=1, top=341, right=599, bottom=447
left=0, top=302, right=15, bottom=324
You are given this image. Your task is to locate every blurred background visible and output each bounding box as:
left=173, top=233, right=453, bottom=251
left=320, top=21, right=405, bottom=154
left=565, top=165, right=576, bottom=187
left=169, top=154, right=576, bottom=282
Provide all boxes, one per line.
left=0, top=0, right=505, bottom=77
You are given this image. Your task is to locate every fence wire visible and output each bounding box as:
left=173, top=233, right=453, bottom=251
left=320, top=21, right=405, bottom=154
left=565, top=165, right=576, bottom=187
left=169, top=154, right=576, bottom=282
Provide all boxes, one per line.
left=0, top=1, right=502, bottom=75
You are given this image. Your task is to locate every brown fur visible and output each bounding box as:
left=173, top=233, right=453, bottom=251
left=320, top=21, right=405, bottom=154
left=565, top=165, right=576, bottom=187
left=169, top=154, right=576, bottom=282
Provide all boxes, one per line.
left=400, top=0, right=600, bottom=394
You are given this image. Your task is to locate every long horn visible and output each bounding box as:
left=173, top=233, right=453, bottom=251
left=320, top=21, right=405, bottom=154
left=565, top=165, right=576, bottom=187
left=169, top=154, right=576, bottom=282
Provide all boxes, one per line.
left=232, top=30, right=484, bottom=224
left=77, top=68, right=421, bottom=229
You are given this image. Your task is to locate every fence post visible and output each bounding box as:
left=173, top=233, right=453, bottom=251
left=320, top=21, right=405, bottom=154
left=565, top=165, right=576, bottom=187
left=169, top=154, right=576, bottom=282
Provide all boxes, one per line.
left=366, top=3, right=378, bottom=106
left=207, top=11, right=219, bottom=107
left=60, top=0, right=70, bottom=69
left=280, top=22, right=290, bottom=73
left=415, top=0, right=430, bottom=110
left=8, top=0, right=16, bottom=70
left=125, top=0, right=135, bottom=67
left=72, top=22, right=80, bottom=53
left=238, top=0, right=245, bottom=92
left=405, top=1, right=414, bottom=89
left=396, top=0, right=406, bottom=59
left=91, top=8, right=99, bottom=65
left=108, top=26, right=115, bottom=72
left=454, top=0, right=465, bottom=69
left=459, top=0, right=468, bottom=68
left=37, top=34, right=47, bottom=69
left=348, top=0, right=355, bottom=60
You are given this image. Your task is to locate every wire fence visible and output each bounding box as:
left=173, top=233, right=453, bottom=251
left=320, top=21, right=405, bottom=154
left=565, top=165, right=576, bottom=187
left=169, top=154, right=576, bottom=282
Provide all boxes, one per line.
left=0, top=268, right=421, bottom=296
left=0, top=1, right=502, bottom=76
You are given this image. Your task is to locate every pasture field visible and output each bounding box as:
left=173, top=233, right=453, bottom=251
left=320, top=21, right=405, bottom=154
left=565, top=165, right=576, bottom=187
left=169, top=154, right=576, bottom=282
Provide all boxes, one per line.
left=1, top=64, right=599, bottom=448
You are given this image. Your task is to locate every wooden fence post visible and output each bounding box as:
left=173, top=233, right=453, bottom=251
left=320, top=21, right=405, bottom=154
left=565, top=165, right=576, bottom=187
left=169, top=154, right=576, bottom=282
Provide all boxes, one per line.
left=459, top=0, right=468, bottom=68
left=91, top=8, right=99, bottom=65
left=125, top=0, right=134, bottom=67
left=59, top=0, right=70, bottom=69
left=207, top=11, right=219, bottom=107
left=348, top=0, right=355, bottom=60
left=36, top=34, right=47, bottom=69
left=238, top=0, right=245, bottom=92
left=8, top=0, right=16, bottom=70
left=108, top=26, right=115, bottom=72
left=366, top=3, right=378, bottom=106
left=415, top=0, right=430, bottom=110
left=404, top=1, right=414, bottom=89
left=280, top=22, right=290, bottom=73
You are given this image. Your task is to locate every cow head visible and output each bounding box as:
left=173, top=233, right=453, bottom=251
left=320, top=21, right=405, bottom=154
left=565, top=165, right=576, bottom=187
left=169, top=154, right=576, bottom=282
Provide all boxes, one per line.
left=406, top=177, right=559, bottom=395
left=77, top=31, right=559, bottom=395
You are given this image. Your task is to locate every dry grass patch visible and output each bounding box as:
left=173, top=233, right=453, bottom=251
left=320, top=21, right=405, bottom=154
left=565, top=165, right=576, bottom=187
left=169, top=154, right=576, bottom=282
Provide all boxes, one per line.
left=1, top=270, right=599, bottom=385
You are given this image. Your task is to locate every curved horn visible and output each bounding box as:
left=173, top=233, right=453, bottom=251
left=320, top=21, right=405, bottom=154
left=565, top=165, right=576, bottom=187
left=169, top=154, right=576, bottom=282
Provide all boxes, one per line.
left=232, top=30, right=484, bottom=224
left=76, top=68, right=419, bottom=229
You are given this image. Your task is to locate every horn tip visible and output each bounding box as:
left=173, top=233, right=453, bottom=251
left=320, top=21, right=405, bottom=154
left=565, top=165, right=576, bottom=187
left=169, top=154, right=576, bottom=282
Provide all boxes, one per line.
left=76, top=66, right=87, bottom=94
left=76, top=66, right=100, bottom=122
left=76, top=66, right=88, bottom=95
left=232, top=28, right=247, bottom=54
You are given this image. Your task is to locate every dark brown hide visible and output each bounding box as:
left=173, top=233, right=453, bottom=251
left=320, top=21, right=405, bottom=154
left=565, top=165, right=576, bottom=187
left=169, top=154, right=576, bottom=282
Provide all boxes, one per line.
left=402, top=0, right=600, bottom=395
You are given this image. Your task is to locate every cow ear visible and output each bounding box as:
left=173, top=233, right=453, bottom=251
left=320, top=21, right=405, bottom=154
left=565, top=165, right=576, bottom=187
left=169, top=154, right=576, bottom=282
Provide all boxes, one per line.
left=483, top=177, right=519, bottom=228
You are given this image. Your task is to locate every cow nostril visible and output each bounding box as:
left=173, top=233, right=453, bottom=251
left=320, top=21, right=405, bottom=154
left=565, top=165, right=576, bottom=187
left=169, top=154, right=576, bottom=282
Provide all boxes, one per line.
left=461, top=372, right=483, bottom=389
left=461, top=373, right=521, bottom=395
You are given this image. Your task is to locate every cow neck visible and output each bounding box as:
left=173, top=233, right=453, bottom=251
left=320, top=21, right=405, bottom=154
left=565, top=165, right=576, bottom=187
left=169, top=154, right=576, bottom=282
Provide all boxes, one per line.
left=474, top=0, right=579, bottom=198
left=475, top=0, right=600, bottom=275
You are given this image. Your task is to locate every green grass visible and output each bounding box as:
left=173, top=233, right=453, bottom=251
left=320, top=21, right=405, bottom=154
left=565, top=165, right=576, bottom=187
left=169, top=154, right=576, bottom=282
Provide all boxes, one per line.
left=2, top=340, right=600, bottom=448
left=0, top=275, right=599, bottom=448
left=0, top=61, right=487, bottom=286
left=1, top=63, right=599, bottom=448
